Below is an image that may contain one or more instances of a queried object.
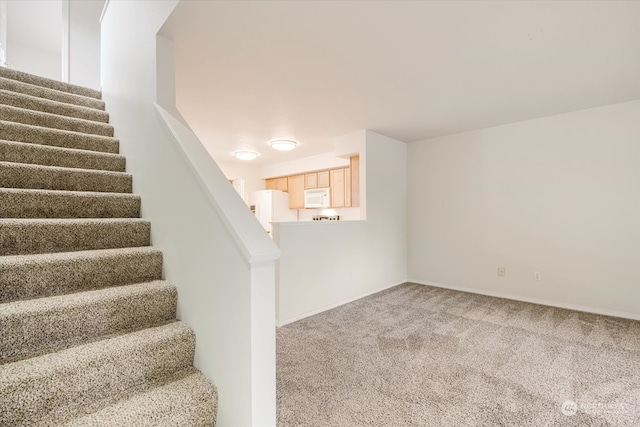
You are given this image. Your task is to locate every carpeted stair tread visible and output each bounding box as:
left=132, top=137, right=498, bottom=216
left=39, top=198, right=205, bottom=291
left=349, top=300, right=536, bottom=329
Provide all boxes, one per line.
left=0, top=77, right=105, bottom=110
left=0, top=90, right=109, bottom=123
left=0, top=121, right=119, bottom=153
left=0, top=139, right=126, bottom=172
left=0, top=247, right=163, bottom=302
left=1, top=281, right=178, bottom=363
left=0, top=322, right=196, bottom=427
left=47, top=368, right=218, bottom=427
left=0, top=104, right=114, bottom=137
left=0, top=161, right=132, bottom=193
left=0, top=218, right=151, bottom=256
left=0, top=188, right=140, bottom=218
left=0, top=66, right=102, bottom=99
left=0, top=69, right=218, bottom=425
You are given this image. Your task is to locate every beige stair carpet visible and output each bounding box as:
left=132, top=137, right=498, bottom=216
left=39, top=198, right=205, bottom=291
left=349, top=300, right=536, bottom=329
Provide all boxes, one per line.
left=0, top=66, right=217, bottom=426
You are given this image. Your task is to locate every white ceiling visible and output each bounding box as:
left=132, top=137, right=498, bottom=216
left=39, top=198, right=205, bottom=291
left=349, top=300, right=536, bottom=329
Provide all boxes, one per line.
left=7, top=0, right=62, bottom=54
left=162, top=1, right=640, bottom=166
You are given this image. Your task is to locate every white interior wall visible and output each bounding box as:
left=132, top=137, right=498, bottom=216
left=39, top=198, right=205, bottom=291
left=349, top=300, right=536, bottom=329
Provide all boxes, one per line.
left=260, top=151, right=350, bottom=178
left=407, top=99, right=640, bottom=318
left=6, top=42, right=60, bottom=79
left=216, top=160, right=265, bottom=206
left=274, top=130, right=407, bottom=325
left=101, top=2, right=277, bottom=425
left=5, top=0, right=62, bottom=79
left=3, top=0, right=100, bottom=86
left=68, top=0, right=101, bottom=89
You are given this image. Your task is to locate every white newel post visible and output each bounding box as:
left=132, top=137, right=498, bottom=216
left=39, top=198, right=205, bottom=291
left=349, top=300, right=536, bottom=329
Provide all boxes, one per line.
left=250, top=261, right=277, bottom=425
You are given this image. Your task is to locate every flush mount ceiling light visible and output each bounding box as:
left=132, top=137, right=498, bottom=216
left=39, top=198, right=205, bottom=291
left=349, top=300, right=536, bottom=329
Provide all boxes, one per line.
left=234, top=150, right=258, bottom=161
left=270, top=140, right=297, bottom=151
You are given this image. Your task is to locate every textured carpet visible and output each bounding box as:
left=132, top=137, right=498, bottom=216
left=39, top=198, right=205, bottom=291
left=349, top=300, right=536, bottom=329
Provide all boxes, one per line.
left=0, top=65, right=217, bottom=425
left=277, top=283, right=640, bottom=426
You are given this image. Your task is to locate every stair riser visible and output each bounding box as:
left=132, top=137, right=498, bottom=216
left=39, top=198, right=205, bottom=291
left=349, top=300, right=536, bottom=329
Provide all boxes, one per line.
left=0, top=105, right=114, bottom=137
left=0, top=162, right=133, bottom=193
left=0, top=189, right=140, bottom=219
left=0, top=140, right=126, bottom=172
left=0, top=248, right=162, bottom=302
left=0, top=90, right=109, bottom=123
left=0, top=323, right=195, bottom=427
left=0, top=220, right=150, bottom=256
left=1, top=282, right=177, bottom=363
left=0, top=66, right=102, bottom=99
left=0, top=77, right=105, bottom=110
left=0, top=121, right=119, bottom=154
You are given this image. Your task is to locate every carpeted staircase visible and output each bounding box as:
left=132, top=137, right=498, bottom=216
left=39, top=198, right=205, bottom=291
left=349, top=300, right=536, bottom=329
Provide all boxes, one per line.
left=0, top=67, right=218, bottom=426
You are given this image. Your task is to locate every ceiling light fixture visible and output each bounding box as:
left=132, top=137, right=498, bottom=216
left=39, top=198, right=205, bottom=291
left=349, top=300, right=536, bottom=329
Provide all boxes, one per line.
left=234, top=150, right=258, bottom=161
left=270, top=140, right=297, bottom=151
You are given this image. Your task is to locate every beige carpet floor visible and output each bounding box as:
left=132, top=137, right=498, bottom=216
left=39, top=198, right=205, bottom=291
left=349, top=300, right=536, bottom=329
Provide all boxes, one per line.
left=276, top=283, right=640, bottom=426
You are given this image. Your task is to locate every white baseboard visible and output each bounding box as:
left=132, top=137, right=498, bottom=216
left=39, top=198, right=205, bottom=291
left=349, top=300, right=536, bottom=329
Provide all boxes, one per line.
left=408, top=279, right=640, bottom=321
left=276, top=279, right=407, bottom=327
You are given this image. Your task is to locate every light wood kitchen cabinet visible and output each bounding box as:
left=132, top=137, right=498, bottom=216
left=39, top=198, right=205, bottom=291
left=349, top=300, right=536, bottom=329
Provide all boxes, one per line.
left=345, top=168, right=351, bottom=207
left=287, top=175, right=305, bottom=209
left=330, top=167, right=354, bottom=208
left=276, top=177, right=288, bottom=192
left=300, top=170, right=330, bottom=190
left=350, top=156, right=360, bottom=207
left=330, top=168, right=346, bottom=207
left=265, top=178, right=277, bottom=190
left=265, top=159, right=358, bottom=208
left=305, top=173, right=317, bottom=189
left=317, top=170, right=330, bottom=188
left=265, top=177, right=288, bottom=192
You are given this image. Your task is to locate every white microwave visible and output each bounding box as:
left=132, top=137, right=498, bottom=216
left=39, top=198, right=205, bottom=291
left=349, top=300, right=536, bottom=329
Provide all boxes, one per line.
left=304, top=188, right=330, bottom=208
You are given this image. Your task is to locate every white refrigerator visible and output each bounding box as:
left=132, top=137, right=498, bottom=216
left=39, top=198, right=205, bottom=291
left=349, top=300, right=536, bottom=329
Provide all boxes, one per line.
left=253, top=190, right=297, bottom=236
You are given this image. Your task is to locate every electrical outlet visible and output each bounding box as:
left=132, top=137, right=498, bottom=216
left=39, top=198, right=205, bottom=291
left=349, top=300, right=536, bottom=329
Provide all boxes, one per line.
left=498, top=267, right=506, bottom=277
left=534, top=271, right=541, bottom=281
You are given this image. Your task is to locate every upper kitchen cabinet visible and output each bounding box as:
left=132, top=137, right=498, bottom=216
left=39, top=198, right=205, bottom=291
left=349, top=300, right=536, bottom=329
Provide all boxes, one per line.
left=264, top=155, right=359, bottom=209
left=288, top=175, right=305, bottom=209
left=304, top=171, right=330, bottom=190
left=317, top=171, right=330, bottom=188
left=345, top=168, right=351, bottom=207
left=305, top=173, right=317, bottom=189
left=266, top=177, right=288, bottom=192
left=277, top=177, right=288, bottom=192
left=330, top=168, right=346, bottom=207
left=265, top=178, right=277, bottom=190
left=350, top=156, right=360, bottom=207
left=330, top=156, right=359, bottom=208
